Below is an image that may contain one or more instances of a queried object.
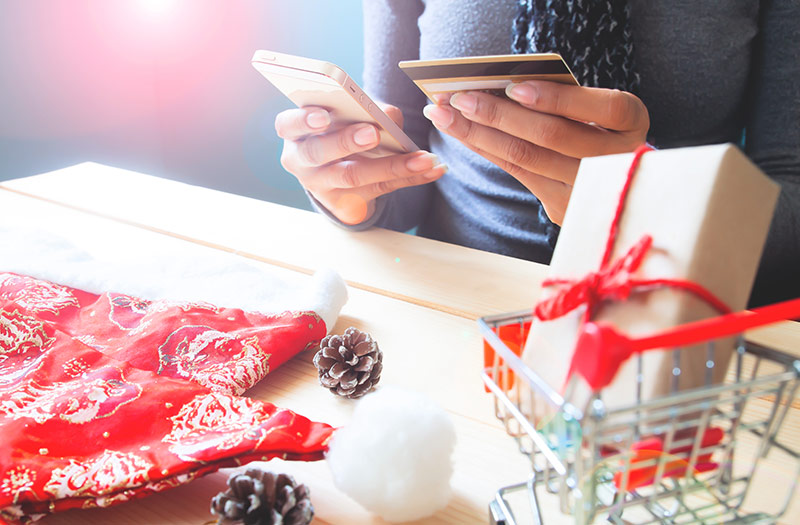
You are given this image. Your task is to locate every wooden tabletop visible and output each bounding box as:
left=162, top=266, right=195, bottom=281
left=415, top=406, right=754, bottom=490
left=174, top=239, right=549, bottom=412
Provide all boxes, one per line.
left=1, top=162, right=798, bottom=525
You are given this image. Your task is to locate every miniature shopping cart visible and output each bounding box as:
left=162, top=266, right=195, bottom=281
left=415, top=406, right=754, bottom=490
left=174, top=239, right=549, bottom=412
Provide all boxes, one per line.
left=479, top=299, right=800, bottom=525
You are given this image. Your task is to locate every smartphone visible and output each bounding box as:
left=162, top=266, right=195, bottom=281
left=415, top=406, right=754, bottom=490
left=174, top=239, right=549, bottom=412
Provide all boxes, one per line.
left=252, top=50, right=419, bottom=158
left=399, top=53, right=578, bottom=101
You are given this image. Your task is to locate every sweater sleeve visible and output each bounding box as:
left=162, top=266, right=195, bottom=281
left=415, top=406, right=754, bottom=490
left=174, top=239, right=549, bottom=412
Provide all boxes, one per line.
left=745, top=0, right=800, bottom=306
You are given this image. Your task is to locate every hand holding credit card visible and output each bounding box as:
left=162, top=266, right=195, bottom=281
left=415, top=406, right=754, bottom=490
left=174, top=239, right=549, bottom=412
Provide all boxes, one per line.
left=399, top=53, right=578, bottom=101
left=408, top=52, right=648, bottom=226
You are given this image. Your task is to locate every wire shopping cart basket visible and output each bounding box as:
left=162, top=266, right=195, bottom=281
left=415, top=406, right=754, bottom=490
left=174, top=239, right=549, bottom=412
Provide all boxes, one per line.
left=479, top=299, right=800, bottom=525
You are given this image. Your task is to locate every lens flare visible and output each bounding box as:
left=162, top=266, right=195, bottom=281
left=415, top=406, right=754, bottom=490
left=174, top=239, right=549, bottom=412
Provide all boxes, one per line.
left=138, top=0, right=178, bottom=16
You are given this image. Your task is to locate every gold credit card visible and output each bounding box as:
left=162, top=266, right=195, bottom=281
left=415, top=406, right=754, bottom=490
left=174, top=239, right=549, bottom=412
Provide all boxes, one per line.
left=399, top=53, right=578, bottom=101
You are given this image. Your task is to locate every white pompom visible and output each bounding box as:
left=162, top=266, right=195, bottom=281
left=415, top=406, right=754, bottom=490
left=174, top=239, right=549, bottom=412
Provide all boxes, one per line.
left=326, top=386, right=457, bottom=522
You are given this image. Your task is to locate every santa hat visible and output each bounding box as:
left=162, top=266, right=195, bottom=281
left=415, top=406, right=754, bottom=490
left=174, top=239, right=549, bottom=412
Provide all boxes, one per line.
left=0, top=227, right=455, bottom=523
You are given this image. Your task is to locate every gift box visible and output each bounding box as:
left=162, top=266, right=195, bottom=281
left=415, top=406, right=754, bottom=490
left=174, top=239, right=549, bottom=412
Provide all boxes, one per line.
left=522, top=143, right=780, bottom=413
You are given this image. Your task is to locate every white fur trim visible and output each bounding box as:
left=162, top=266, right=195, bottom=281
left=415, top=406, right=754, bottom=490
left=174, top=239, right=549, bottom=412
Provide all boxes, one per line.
left=0, top=225, right=347, bottom=332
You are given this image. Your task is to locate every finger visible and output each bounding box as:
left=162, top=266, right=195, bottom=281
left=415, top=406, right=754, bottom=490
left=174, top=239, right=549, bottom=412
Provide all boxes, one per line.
left=376, top=102, right=404, bottom=128
left=505, top=80, right=649, bottom=133
left=296, top=150, right=443, bottom=193
left=448, top=91, right=636, bottom=158
left=314, top=167, right=447, bottom=225
left=423, top=104, right=580, bottom=185
left=431, top=93, right=452, bottom=105
left=471, top=145, right=572, bottom=224
left=288, top=123, right=382, bottom=168
left=356, top=166, right=447, bottom=201
left=275, top=107, right=332, bottom=141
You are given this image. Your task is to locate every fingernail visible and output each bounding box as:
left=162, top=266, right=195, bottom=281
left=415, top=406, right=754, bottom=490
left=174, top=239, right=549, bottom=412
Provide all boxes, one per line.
left=406, top=152, right=439, bottom=172
left=353, top=125, right=378, bottom=146
left=425, top=164, right=447, bottom=179
left=306, top=110, right=330, bottom=129
left=450, top=93, right=477, bottom=115
left=506, top=83, right=538, bottom=105
left=423, top=105, right=454, bottom=129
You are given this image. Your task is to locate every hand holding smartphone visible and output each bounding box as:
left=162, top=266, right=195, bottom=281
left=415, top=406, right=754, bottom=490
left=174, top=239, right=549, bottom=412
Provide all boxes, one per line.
left=252, top=49, right=446, bottom=226
left=252, top=50, right=419, bottom=158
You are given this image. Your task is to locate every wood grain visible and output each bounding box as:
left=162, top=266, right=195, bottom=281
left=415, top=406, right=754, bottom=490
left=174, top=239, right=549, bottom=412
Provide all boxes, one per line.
left=0, top=163, right=546, bottom=320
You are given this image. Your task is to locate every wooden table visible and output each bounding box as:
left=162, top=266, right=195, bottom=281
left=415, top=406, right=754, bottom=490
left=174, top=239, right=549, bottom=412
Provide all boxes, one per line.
left=1, top=163, right=798, bottom=525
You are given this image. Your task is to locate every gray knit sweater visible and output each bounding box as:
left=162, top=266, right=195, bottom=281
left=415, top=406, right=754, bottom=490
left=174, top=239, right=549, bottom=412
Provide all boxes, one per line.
left=317, top=0, right=799, bottom=306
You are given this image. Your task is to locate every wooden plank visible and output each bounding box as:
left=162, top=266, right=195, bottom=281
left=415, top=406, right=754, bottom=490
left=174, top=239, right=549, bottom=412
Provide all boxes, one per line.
left=746, top=321, right=800, bottom=357
left=0, top=163, right=547, bottom=320
left=5, top=164, right=797, bottom=342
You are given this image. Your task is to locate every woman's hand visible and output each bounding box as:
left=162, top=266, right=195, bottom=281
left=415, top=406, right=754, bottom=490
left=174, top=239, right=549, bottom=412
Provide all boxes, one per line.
left=275, top=104, right=446, bottom=225
left=422, top=81, right=649, bottom=224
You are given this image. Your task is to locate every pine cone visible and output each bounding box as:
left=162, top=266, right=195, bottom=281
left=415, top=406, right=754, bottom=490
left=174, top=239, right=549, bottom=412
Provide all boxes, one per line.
left=313, top=327, right=383, bottom=398
left=210, top=468, right=313, bottom=525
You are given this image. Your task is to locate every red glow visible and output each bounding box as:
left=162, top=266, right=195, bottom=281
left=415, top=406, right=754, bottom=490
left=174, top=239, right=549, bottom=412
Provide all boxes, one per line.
left=1, top=1, right=258, bottom=139
left=137, top=0, right=180, bottom=17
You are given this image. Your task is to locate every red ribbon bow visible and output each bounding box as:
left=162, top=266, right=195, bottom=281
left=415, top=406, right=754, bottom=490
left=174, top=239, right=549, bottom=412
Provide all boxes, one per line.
left=535, top=233, right=732, bottom=324
left=535, top=234, right=654, bottom=322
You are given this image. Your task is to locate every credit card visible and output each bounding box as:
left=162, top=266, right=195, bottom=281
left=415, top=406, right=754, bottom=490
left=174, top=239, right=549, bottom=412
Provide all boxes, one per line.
left=399, top=53, right=578, bottom=100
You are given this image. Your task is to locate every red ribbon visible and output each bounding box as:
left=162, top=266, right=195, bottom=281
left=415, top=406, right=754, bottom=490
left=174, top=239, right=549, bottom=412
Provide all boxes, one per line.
left=536, top=233, right=732, bottom=322
left=536, top=234, right=654, bottom=321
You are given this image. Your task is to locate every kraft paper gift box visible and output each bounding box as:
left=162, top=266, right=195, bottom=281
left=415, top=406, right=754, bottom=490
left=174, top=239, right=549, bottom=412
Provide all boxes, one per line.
left=522, top=143, right=779, bottom=415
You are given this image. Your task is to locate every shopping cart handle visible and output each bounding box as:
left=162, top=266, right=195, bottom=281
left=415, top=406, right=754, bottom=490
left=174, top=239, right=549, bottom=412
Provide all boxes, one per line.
left=571, top=297, right=800, bottom=391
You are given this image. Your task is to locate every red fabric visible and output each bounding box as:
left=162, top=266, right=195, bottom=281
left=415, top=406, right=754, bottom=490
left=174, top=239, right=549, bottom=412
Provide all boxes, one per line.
left=0, top=273, right=333, bottom=523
